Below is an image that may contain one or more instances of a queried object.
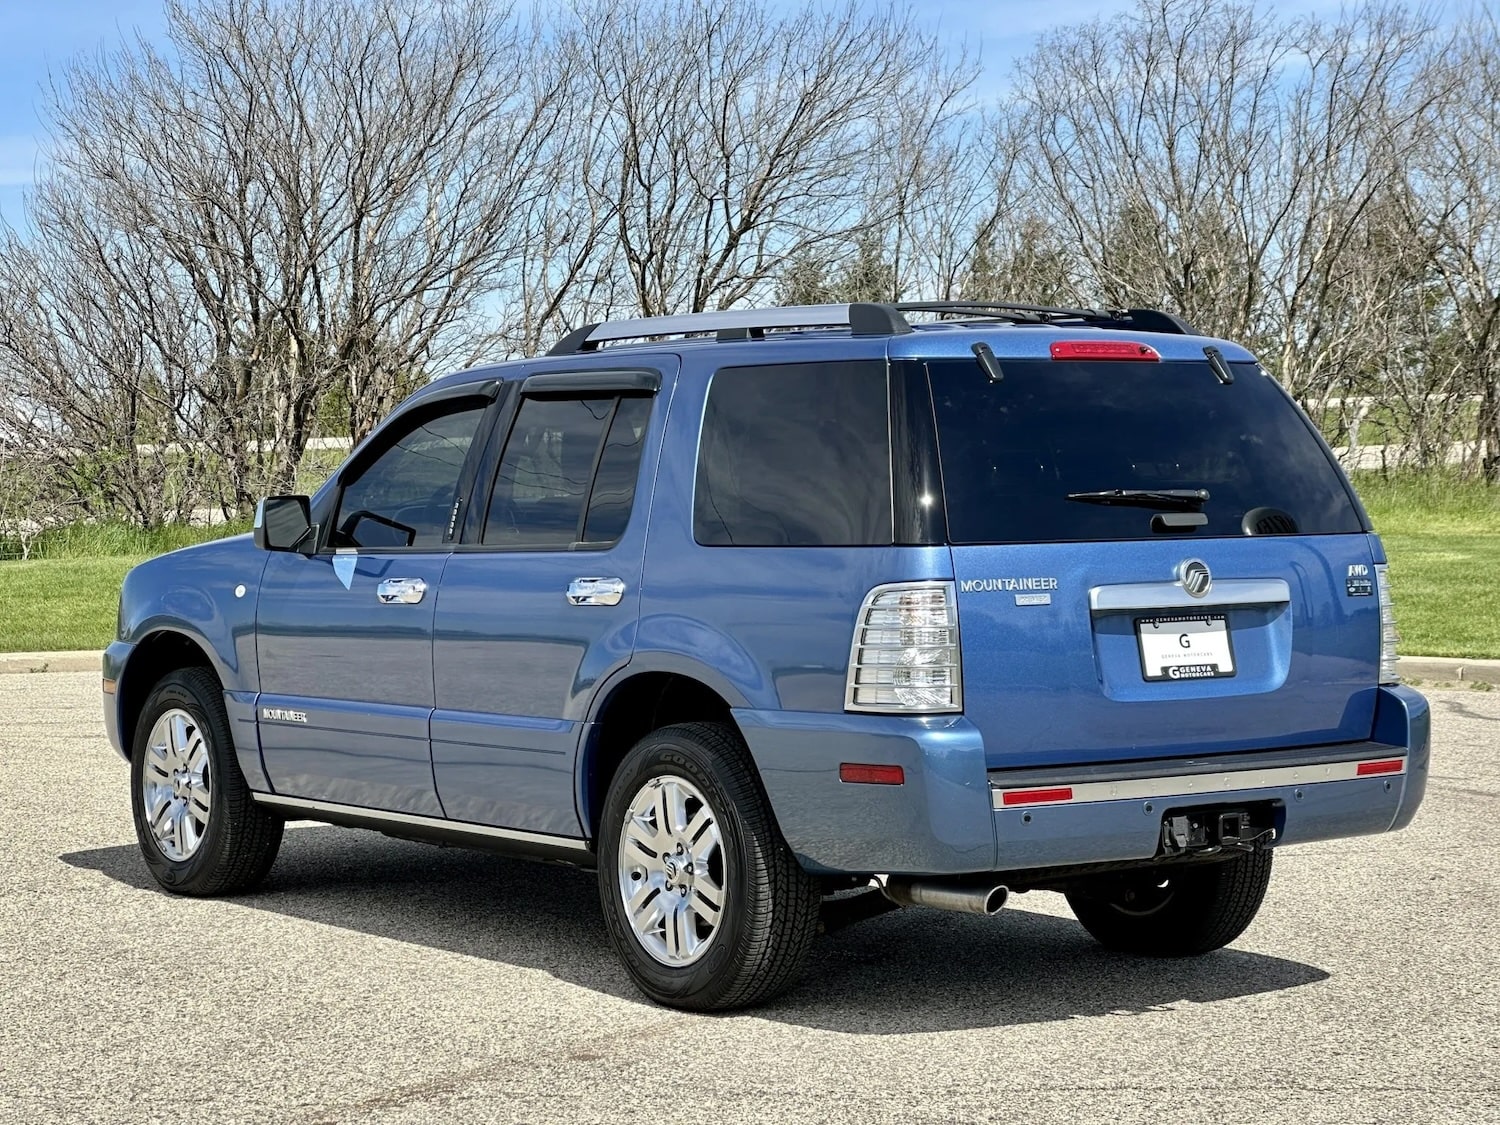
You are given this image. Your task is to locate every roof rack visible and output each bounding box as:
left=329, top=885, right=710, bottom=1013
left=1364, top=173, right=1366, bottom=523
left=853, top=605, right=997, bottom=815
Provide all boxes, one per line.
left=546, top=303, right=912, bottom=356
left=544, top=300, right=1196, bottom=356
left=895, top=301, right=1198, bottom=335
left=897, top=299, right=1105, bottom=322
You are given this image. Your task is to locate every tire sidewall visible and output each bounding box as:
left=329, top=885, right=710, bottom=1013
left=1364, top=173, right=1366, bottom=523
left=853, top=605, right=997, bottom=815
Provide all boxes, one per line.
left=129, top=671, right=235, bottom=893
left=597, top=730, right=761, bottom=1006
left=1068, top=851, right=1273, bottom=956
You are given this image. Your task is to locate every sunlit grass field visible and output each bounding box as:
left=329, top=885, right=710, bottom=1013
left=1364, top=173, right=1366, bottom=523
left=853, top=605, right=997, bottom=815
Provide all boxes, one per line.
left=0, top=522, right=249, bottom=653
left=1354, top=472, right=1500, bottom=660
left=1, top=473, right=1497, bottom=657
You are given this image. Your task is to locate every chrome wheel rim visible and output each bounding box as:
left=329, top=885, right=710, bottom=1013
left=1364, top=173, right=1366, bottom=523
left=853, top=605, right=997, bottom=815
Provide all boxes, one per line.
left=617, top=775, right=726, bottom=967
left=140, top=708, right=212, bottom=862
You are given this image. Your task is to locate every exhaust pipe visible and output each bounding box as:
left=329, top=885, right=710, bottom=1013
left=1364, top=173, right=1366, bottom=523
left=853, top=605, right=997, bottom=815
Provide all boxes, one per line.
left=881, top=878, right=1008, bottom=916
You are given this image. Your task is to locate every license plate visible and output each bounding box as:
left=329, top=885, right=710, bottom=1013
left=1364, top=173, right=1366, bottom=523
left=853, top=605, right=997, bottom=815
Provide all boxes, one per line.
left=1135, top=614, right=1236, bottom=681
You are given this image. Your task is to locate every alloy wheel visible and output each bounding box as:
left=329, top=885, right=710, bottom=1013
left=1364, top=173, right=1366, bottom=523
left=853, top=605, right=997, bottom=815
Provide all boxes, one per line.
left=140, top=708, right=212, bottom=861
left=616, top=775, right=726, bottom=966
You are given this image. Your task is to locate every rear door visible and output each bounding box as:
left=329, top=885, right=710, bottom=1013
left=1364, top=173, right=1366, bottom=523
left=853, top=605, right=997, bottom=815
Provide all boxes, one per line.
left=430, top=364, right=670, bottom=835
left=924, top=351, right=1382, bottom=770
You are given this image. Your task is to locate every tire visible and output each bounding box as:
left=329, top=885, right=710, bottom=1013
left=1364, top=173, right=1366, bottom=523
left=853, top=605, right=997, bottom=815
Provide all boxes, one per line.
left=1065, top=850, right=1274, bottom=956
left=596, top=722, right=820, bottom=1011
left=129, top=667, right=283, bottom=896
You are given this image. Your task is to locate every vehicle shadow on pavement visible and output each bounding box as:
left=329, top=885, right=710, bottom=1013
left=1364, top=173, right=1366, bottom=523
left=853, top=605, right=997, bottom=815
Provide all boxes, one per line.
left=61, top=824, right=1329, bottom=1033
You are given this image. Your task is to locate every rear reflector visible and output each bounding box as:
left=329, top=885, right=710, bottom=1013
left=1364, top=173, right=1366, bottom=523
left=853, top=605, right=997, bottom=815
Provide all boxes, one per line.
left=1050, top=340, right=1161, bottom=361
left=838, top=763, right=905, bottom=785
left=1356, top=759, right=1405, bottom=777
left=1000, top=786, right=1074, bottom=806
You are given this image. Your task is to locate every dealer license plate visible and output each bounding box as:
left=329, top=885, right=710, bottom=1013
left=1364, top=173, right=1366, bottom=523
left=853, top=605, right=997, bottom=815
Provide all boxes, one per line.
left=1135, top=614, right=1236, bottom=681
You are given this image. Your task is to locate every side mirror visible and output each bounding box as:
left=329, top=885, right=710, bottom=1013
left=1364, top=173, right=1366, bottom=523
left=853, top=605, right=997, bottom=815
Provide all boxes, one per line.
left=254, top=495, right=315, bottom=553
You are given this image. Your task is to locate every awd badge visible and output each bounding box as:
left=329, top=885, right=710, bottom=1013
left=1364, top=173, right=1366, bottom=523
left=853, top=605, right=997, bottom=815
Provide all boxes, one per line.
left=1346, top=564, right=1374, bottom=597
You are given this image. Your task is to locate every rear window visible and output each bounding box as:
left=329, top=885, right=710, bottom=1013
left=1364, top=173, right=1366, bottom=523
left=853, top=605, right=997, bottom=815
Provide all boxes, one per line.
left=927, top=357, right=1364, bottom=544
left=695, top=361, right=892, bottom=546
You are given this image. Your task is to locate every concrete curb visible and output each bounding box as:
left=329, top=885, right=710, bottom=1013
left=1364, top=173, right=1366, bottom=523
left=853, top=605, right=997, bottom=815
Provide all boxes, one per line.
left=1394, top=655, right=1500, bottom=687
left=2, top=648, right=1497, bottom=685
left=0, top=651, right=100, bottom=675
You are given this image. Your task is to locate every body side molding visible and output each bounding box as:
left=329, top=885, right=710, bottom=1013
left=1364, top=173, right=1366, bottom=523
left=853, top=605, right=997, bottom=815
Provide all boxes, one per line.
left=252, top=793, right=594, bottom=862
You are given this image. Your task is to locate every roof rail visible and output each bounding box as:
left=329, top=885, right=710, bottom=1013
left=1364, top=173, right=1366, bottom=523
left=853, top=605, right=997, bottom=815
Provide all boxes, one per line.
left=897, top=299, right=1106, bottom=321
left=895, top=301, right=1198, bottom=335
left=545, top=303, right=912, bottom=356
left=543, top=300, right=1198, bottom=355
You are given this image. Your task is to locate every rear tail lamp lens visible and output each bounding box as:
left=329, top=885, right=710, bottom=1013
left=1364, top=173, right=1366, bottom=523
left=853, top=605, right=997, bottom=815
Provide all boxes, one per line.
left=1375, top=564, right=1400, bottom=685
left=845, top=582, right=962, bottom=713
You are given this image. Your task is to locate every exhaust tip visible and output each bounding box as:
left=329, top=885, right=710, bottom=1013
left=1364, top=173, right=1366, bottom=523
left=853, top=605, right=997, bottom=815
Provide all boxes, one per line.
left=881, top=878, right=1009, bottom=916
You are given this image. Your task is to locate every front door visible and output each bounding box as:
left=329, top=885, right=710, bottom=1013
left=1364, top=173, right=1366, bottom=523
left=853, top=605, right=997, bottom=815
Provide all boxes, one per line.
left=256, top=393, right=495, bottom=815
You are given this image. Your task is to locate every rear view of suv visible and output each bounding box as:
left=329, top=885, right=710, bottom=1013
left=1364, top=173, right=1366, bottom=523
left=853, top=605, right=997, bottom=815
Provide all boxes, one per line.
left=102, top=301, right=1428, bottom=1011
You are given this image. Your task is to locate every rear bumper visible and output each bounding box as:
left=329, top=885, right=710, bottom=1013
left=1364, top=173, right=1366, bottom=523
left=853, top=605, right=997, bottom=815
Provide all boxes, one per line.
left=735, top=684, right=1430, bottom=876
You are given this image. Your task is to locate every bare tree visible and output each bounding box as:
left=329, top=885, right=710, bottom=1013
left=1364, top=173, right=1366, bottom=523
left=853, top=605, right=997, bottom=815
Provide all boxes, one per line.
left=3, top=0, right=571, bottom=518
left=570, top=0, right=967, bottom=317
left=0, top=177, right=210, bottom=526
left=5, top=0, right=1498, bottom=531
left=1402, top=11, right=1500, bottom=479
left=1009, top=0, right=1441, bottom=404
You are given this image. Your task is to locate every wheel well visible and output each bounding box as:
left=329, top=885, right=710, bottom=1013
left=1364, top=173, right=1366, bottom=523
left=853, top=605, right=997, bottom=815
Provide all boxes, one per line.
left=583, top=673, right=735, bottom=837
left=119, top=632, right=218, bottom=757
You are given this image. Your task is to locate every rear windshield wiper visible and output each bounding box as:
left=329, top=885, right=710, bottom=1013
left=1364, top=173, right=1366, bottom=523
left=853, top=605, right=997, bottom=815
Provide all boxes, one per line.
left=1065, top=488, right=1210, bottom=510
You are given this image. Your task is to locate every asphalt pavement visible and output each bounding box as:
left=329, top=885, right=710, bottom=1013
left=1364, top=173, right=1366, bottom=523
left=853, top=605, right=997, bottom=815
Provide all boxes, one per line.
left=1, top=671, right=1496, bottom=1124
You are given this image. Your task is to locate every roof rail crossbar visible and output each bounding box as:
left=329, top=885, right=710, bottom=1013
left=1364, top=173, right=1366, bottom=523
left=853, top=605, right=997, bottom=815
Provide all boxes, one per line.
left=895, top=300, right=1197, bottom=335
left=897, top=300, right=1109, bottom=322
left=545, top=303, right=912, bottom=355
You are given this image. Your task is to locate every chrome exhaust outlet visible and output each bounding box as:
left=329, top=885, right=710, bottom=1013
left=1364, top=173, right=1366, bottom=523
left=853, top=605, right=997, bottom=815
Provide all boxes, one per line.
left=880, top=878, right=1008, bottom=916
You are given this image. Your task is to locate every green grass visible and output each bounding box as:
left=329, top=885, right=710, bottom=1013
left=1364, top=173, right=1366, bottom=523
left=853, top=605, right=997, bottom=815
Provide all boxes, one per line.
left=0, top=521, right=250, bottom=652
left=13, top=520, right=252, bottom=561
left=1354, top=471, right=1500, bottom=659
left=2, top=478, right=1498, bottom=656
left=0, top=557, right=142, bottom=652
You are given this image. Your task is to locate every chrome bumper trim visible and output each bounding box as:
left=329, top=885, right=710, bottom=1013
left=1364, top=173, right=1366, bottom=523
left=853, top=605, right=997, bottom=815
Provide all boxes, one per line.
left=991, top=755, right=1406, bottom=809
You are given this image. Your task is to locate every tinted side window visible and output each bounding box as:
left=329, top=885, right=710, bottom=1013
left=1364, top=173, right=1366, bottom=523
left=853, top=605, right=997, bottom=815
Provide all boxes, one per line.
left=583, top=396, right=652, bottom=544
left=333, top=403, right=487, bottom=549
left=483, top=396, right=616, bottom=547
left=694, top=361, right=892, bottom=547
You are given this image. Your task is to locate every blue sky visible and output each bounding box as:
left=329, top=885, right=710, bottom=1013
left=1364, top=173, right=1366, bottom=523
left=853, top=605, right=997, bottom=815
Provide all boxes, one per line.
left=0, top=0, right=168, bottom=222
left=0, top=0, right=1396, bottom=226
left=0, top=0, right=1162, bottom=224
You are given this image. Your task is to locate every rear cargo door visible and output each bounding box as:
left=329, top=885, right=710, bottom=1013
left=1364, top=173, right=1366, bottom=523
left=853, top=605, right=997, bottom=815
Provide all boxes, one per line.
left=927, top=353, right=1383, bottom=770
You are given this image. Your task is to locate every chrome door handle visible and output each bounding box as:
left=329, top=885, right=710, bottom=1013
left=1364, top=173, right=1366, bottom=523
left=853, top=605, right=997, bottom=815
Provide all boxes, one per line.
left=567, top=577, right=625, bottom=606
left=376, top=578, right=427, bottom=604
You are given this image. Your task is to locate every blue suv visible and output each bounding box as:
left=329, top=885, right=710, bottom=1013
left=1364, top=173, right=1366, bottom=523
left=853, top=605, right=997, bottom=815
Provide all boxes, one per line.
left=103, top=301, right=1429, bottom=1010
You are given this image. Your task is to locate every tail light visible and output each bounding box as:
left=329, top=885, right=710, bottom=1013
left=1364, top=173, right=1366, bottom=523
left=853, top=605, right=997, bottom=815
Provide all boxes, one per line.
left=1375, top=564, right=1400, bottom=684
left=845, top=581, right=962, bottom=713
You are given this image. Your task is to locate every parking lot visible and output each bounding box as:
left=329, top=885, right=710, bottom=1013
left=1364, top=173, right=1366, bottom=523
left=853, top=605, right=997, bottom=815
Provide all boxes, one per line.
left=1, top=670, right=1496, bottom=1124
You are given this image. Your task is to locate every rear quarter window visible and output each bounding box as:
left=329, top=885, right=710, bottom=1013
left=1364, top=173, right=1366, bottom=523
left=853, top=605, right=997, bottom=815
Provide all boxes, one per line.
left=694, top=361, right=893, bottom=546
left=926, top=357, right=1364, bottom=543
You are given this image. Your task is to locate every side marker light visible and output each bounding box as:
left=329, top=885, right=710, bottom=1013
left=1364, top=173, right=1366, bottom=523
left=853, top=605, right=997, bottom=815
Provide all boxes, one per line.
left=838, top=763, right=906, bottom=785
